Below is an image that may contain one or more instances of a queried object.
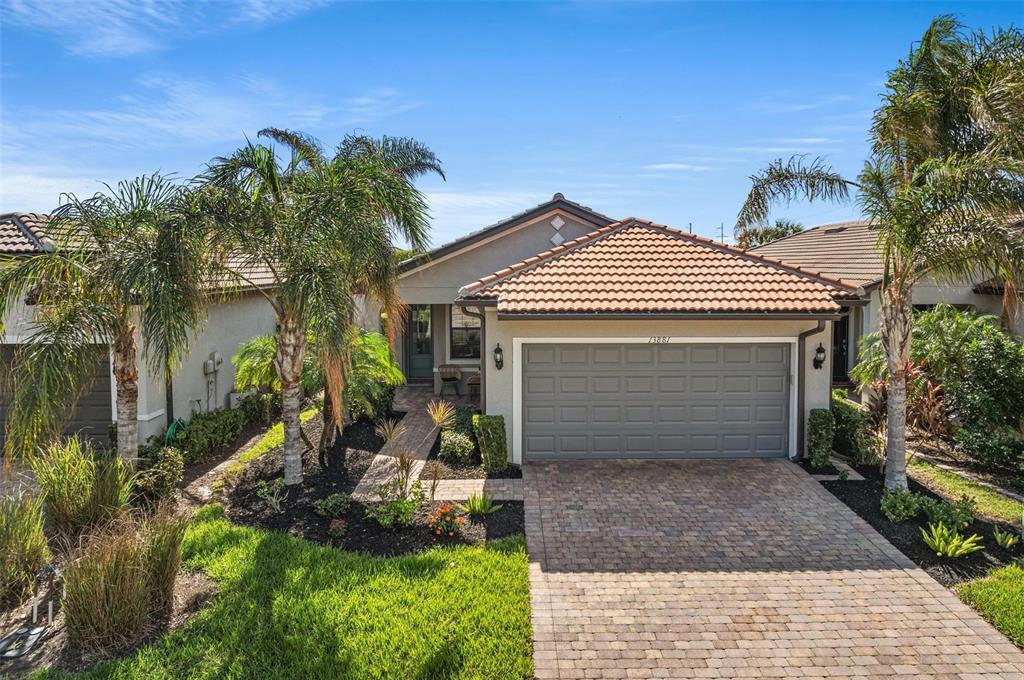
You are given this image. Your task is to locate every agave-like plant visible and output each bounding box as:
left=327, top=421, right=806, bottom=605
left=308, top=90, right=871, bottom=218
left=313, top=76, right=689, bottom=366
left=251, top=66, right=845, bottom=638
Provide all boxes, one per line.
left=993, top=526, right=1021, bottom=550
left=921, top=522, right=984, bottom=558
left=374, top=418, right=407, bottom=444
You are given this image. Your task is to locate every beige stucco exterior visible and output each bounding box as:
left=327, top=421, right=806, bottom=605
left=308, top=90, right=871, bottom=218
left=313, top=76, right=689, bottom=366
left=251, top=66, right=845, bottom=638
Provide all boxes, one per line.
left=480, top=310, right=833, bottom=464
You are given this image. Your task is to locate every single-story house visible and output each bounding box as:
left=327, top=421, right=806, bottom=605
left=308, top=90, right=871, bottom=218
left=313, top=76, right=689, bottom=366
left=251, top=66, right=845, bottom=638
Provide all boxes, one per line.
left=752, top=220, right=1020, bottom=385
left=389, top=194, right=861, bottom=463
left=0, top=212, right=277, bottom=446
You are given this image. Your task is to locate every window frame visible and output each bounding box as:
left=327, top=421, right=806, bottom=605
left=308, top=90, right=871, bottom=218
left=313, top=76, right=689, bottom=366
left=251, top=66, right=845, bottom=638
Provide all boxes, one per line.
left=448, top=305, right=481, bottom=361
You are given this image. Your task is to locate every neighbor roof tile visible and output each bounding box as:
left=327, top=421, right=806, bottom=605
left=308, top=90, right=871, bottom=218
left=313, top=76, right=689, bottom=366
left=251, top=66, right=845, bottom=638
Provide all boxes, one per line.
left=459, top=219, right=859, bottom=315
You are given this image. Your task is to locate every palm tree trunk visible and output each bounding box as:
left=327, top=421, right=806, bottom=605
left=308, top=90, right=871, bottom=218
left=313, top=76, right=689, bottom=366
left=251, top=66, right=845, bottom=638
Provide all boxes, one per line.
left=276, top=318, right=307, bottom=486
left=1001, top=278, right=1019, bottom=336
left=112, top=330, right=139, bottom=465
left=879, top=285, right=912, bottom=490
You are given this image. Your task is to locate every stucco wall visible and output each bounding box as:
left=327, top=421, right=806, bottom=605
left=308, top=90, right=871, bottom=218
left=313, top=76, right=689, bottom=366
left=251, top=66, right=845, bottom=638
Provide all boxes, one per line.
left=480, top=310, right=832, bottom=464
left=397, top=210, right=601, bottom=304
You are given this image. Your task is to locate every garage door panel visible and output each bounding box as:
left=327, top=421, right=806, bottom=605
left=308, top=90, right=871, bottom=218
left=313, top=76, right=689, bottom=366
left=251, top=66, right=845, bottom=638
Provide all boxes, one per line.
left=522, top=342, right=790, bottom=460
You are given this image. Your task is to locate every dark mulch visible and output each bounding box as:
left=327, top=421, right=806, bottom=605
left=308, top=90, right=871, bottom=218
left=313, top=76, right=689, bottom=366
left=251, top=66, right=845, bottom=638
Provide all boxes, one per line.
left=425, top=431, right=523, bottom=480
left=821, top=465, right=1022, bottom=588
left=798, top=460, right=841, bottom=476
left=223, top=415, right=396, bottom=533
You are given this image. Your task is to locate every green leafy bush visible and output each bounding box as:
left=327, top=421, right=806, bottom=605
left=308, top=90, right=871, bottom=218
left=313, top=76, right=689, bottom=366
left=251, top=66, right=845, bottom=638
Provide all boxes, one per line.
left=919, top=494, right=977, bottom=529
left=953, top=428, right=1024, bottom=471
left=440, top=429, right=475, bottom=464
left=173, top=408, right=248, bottom=466
left=367, top=479, right=425, bottom=528
left=921, top=522, right=984, bottom=558
left=239, top=392, right=281, bottom=426
left=473, top=414, right=508, bottom=475
left=312, top=493, right=352, bottom=519
left=136, top=446, right=184, bottom=504
left=807, top=408, right=834, bottom=469
left=0, top=494, right=50, bottom=609
left=256, top=479, right=288, bottom=513
left=30, top=437, right=134, bottom=539
left=880, top=489, right=922, bottom=522
left=458, top=493, right=503, bottom=517
left=830, top=390, right=874, bottom=464
left=452, top=406, right=474, bottom=437
left=993, top=526, right=1021, bottom=550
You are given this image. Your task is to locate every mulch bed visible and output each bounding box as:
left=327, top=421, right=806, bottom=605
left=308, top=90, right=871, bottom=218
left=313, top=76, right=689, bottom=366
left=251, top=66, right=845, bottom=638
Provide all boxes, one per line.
left=424, top=431, right=523, bottom=480
left=821, top=465, right=1022, bottom=588
left=798, top=460, right=841, bottom=476
left=223, top=414, right=394, bottom=531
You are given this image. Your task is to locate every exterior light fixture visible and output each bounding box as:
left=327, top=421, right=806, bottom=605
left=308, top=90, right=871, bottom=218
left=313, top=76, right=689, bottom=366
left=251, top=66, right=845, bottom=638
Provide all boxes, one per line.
left=493, top=343, right=504, bottom=370
left=813, top=343, right=827, bottom=370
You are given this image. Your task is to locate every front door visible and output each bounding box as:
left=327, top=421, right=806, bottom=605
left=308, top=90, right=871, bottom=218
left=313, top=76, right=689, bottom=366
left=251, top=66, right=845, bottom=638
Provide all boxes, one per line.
left=405, top=304, right=433, bottom=380
left=832, top=315, right=850, bottom=383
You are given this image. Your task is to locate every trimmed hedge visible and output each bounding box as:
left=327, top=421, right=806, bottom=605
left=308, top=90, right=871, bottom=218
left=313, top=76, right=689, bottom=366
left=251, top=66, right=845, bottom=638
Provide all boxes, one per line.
left=807, top=408, right=834, bottom=470
left=173, top=408, right=248, bottom=466
left=473, top=415, right=508, bottom=475
left=831, top=389, right=873, bottom=464
left=439, top=430, right=475, bottom=464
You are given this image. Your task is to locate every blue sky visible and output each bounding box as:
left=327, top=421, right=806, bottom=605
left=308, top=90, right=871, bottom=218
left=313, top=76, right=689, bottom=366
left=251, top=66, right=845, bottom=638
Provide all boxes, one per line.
left=1, top=1, right=1020, bottom=246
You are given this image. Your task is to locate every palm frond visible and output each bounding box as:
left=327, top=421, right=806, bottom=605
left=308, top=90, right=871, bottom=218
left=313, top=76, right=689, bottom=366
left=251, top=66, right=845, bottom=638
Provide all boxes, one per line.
left=735, top=156, right=854, bottom=230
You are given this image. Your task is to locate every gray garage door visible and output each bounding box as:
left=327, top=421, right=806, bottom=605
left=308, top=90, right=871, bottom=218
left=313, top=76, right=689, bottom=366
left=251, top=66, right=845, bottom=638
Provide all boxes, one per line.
left=522, top=343, right=791, bottom=460
left=0, top=345, right=113, bottom=450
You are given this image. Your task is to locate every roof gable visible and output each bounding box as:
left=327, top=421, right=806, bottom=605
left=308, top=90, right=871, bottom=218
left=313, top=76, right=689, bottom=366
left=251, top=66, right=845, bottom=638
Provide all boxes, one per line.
left=398, top=193, right=614, bottom=275
left=459, top=218, right=859, bottom=316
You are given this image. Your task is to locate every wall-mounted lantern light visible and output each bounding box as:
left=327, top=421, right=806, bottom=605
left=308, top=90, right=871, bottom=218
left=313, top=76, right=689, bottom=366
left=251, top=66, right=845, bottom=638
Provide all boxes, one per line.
left=493, top=343, right=504, bottom=370
left=813, top=343, right=827, bottom=370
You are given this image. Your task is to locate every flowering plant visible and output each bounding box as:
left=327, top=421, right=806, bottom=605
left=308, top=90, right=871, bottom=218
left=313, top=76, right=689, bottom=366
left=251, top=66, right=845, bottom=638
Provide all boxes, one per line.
left=328, top=518, right=348, bottom=539
left=426, top=503, right=466, bottom=537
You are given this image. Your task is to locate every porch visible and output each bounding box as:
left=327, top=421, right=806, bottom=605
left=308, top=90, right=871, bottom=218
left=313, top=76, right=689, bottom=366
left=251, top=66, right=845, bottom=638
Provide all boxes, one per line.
left=396, top=303, right=483, bottom=397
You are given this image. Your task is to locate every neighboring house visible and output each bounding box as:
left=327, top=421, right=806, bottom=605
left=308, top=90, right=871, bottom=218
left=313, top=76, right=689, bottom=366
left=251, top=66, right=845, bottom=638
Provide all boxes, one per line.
left=0, top=212, right=277, bottom=446
left=381, top=195, right=860, bottom=463
left=752, top=220, right=1016, bottom=385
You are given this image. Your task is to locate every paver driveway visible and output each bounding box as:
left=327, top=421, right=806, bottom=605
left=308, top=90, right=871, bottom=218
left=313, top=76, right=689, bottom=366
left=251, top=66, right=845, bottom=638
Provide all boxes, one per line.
left=523, top=459, right=1024, bottom=679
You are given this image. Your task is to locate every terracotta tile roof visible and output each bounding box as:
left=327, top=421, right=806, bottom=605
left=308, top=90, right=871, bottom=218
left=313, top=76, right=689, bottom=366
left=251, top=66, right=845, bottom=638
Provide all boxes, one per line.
left=459, top=219, right=860, bottom=315
left=751, top=220, right=884, bottom=287
left=0, top=213, right=53, bottom=253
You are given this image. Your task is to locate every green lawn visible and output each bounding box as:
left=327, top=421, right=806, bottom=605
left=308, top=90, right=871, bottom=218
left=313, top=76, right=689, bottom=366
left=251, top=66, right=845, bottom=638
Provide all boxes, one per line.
left=908, top=457, right=1023, bottom=525
left=37, top=504, right=533, bottom=679
left=959, top=563, right=1024, bottom=648
left=213, top=406, right=320, bottom=488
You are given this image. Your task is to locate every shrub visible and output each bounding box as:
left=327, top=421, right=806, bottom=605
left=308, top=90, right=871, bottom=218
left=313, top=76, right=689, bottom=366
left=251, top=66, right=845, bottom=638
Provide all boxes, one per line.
left=919, top=494, right=977, bottom=529
left=426, top=503, right=465, bottom=537
left=312, top=493, right=352, bottom=519
left=426, top=400, right=456, bottom=429
left=367, top=479, right=425, bottom=528
left=473, top=415, right=508, bottom=475
left=807, top=409, right=834, bottom=470
left=920, top=522, right=984, bottom=558
left=374, top=418, right=406, bottom=443
left=173, top=408, right=248, bottom=466
left=452, top=406, right=474, bottom=437
left=141, top=503, right=187, bottom=613
left=30, top=437, right=134, bottom=539
left=135, top=446, right=185, bottom=504
left=953, top=428, right=1024, bottom=471
left=440, top=429, right=475, bottom=464
left=239, top=392, right=281, bottom=426
left=993, top=526, right=1021, bottom=550
left=830, top=390, right=873, bottom=464
left=458, top=493, right=502, bottom=517
left=327, top=518, right=348, bottom=540
left=880, top=489, right=922, bottom=522
left=63, top=519, right=150, bottom=650
left=255, top=478, right=288, bottom=513
left=0, top=494, right=50, bottom=609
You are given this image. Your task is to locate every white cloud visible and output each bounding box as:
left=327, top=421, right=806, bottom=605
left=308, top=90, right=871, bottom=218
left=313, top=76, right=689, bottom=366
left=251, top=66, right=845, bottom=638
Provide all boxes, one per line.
left=1, top=0, right=327, bottom=57
left=344, top=88, right=423, bottom=125
left=642, top=163, right=711, bottom=172
left=751, top=94, right=853, bottom=114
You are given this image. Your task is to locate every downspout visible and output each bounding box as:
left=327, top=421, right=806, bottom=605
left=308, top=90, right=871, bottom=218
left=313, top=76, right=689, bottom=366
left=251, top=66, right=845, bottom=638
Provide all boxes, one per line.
left=462, top=306, right=486, bottom=412
left=796, top=320, right=826, bottom=460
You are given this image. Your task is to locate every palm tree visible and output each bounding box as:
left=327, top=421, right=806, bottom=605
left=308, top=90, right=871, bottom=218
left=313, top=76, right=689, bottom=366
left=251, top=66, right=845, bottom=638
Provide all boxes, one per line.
left=0, top=175, right=209, bottom=464
left=199, top=129, right=441, bottom=485
left=736, top=18, right=1024, bottom=490
left=736, top=218, right=804, bottom=249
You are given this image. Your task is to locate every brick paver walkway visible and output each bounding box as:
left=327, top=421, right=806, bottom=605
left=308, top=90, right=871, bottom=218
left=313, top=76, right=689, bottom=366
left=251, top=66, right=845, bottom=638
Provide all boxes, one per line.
left=429, top=477, right=524, bottom=501
left=524, top=458, right=1024, bottom=679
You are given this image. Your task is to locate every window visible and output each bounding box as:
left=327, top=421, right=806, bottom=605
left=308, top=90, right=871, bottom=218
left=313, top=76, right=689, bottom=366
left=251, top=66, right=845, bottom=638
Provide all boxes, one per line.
left=449, top=306, right=481, bottom=360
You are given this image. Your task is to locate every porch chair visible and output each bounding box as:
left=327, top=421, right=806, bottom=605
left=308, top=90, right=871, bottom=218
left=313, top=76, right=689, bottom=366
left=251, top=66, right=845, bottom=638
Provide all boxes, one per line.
left=437, top=364, right=462, bottom=397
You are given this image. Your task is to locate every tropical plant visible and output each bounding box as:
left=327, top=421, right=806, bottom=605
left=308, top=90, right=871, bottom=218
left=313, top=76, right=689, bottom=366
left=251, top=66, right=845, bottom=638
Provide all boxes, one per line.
left=0, top=175, right=210, bottom=463
left=736, top=217, right=804, bottom=249
left=375, top=417, right=406, bottom=444
left=425, top=459, right=444, bottom=501
left=459, top=493, right=503, bottom=517
left=880, top=488, right=923, bottom=522
left=426, top=503, right=465, bottom=537
left=426, top=400, right=456, bottom=430
left=737, top=18, right=1024, bottom=490
left=367, top=478, right=426, bottom=528
left=312, top=493, right=352, bottom=518
left=255, top=478, right=288, bottom=513
left=919, top=494, right=977, bottom=529
left=920, top=522, right=984, bottom=557
left=0, top=494, right=50, bottom=609
left=200, top=129, right=441, bottom=485
left=993, top=526, right=1021, bottom=550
